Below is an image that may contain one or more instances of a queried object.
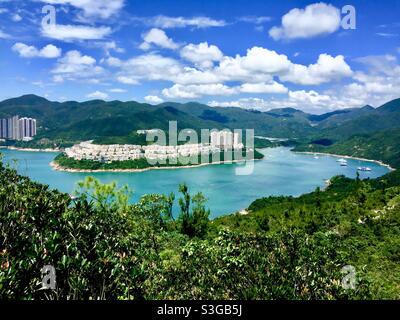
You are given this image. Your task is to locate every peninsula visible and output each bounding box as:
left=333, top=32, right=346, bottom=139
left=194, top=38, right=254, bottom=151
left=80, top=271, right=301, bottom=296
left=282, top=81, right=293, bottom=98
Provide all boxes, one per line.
left=53, top=133, right=263, bottom=172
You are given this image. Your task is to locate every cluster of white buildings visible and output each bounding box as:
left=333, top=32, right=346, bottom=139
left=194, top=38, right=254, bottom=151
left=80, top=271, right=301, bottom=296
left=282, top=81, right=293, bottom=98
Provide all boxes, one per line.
left=64, top=131, right=244, bottom=163
left=0, top=115, right=37, bottom=141
left=211, top=131, right=241, bottom=149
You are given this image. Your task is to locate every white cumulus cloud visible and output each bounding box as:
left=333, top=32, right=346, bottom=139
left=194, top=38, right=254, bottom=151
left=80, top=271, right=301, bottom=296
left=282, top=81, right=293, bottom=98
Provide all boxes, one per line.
left=144, top=95, right=164, bottom=104
left=12, top=43, right=61, bottom=58
left=239, top=81, right=288, bottom=94
left=162, top=83, right=236, bottom=99
left=280, top=54, right=353, bottom=85
left=41, top=24, right=111, bottom=41
left=52, top=50, right=104, bottom=82
left=39, top=0, right=124, bottom=19
left=86, top=91, right=109, bottom=100
left=180, top=42, right=223, bottom=69
left=139, top=28, right=179, bottom=50
left=269, top=2, right=341, bottom=40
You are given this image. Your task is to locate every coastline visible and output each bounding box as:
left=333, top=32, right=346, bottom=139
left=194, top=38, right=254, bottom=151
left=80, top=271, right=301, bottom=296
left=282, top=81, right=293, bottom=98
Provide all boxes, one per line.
left=295, top=151, right=396, bottom=171
left=50, top=158, right=262, bottom=173
left=3, top=145, right=395, bottom=173
left=0, top=146, right=61, bottom=153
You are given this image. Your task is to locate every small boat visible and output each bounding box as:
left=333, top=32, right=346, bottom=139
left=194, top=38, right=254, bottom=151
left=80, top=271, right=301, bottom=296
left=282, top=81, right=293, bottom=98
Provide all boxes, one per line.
left=314, top=156, right=319, bottom=159
left=357, top=167, right=372, bottom=172
left=337, top=158, right=348, bottom=166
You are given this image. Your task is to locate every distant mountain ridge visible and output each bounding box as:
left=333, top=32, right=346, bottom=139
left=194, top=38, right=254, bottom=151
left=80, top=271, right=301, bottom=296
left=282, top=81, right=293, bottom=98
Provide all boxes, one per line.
left=0, top=94, right=400, bottom=144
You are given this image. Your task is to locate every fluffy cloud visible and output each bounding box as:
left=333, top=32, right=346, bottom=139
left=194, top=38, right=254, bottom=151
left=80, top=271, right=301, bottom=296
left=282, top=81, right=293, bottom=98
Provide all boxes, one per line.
left=105, top=56, right=123, bottom=67
left=216, top=47, right=292, bottom=82
left=39, top=0, right=124, bottom=19
left=86, top=90, right=109, bottom=100
left=12, top=43, right=61, bottom=58
left=180, top=42, right=223, bottom=69
left=112, top=46, right=353, bottom=100
left=346, top=55, right=400, bottom=106
left=208, top=98, right=275, bottom=110
left=117, top=76, right=139, bottom=85
left=108, top=88, right=126, bottom=93
left=354, top=54, right=398, bottom=76
left=281, top=54, right=353, bottom=85
left=208, top=87, right=373, bottom=113
left=161, top=81, right=288, bottom=99
left=138, top=15, right=227, bottom=29
left=139, top=28, right=179, bottom=50
left=41, top=24, right=111, bottom=41
left=269, top=3, right=341, bottom=40
left=116, top=54, right=183, bottom=84
left=52, top=50, right=104, bottom=82
left=163, top=83, right=237, bottom=99
left=288, top=89, right=331, bottom=106
left=239, top=81, right=288, bottom=94
left=144, top=95, right=164, bottom=104
left=94, top=41, right=124, bottom=55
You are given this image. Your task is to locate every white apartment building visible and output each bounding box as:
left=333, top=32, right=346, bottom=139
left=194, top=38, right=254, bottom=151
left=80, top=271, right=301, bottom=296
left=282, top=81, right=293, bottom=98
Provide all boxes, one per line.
left=0, top=115, right=37, bottom=140
left=210, top=130, right=242, bottom=150
left=64, top=130, right=244, bottom=163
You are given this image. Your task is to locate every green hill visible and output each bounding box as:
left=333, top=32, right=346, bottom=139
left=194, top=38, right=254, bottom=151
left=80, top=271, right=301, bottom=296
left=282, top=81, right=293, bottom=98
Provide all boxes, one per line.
left=0, top=95, right=318, bottom=142
left=2, top=95, right=400, bottom=170
left=294, top=128, right=400, bottom=169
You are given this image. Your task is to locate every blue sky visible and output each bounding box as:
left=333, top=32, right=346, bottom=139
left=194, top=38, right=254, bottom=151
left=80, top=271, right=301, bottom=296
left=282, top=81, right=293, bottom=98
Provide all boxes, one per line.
left=0, top=0, right=399, bottom=113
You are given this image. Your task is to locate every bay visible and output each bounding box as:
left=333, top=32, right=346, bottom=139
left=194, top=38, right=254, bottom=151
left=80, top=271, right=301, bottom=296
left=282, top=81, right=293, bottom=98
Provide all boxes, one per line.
left=1, top=147, right=390, bottom=218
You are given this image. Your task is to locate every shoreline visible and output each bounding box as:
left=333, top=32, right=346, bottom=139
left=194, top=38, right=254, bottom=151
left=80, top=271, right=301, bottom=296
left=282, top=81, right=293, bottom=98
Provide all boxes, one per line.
left=3, top=145, right=395, bottom=173
left=0, top=146, right=61, bottom=153
left=295, top=151, right=396, bottom=171
left=50, top=158, right=262, bottom=173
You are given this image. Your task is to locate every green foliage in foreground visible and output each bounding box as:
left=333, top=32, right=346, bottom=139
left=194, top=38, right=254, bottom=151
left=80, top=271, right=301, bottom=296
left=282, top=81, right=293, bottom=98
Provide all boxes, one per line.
left=0, top=158, right=387, bottom=299
left=53, top=149, right=264, bottom=171
left=214, top=171, right=400, bottom=299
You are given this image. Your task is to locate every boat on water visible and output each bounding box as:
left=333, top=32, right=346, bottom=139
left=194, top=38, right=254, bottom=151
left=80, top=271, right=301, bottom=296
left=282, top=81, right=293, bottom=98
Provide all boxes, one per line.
left=357, top=167, right=372, bottom=172
left=337, top=158, right=348, bottom=166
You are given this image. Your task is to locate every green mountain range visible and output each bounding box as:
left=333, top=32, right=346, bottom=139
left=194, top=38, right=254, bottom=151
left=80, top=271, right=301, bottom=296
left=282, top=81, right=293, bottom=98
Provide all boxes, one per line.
left=1, top=95, right=399, bottom=140
left=1, top=94, right=400, bottom=167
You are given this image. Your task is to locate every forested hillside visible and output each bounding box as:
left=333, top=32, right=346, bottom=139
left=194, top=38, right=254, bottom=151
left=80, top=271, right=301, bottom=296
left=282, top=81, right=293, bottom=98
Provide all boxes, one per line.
left=294, top=128, right=400, bottom=169
left=2, top=95, right=400, bottom=151
left=214, top=171, right=400, bottom=299
left=1, top=156, right=399, bottom=299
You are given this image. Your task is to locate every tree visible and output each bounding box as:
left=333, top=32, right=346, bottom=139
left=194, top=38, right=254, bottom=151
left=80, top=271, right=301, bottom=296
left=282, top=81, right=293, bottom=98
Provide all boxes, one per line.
left=178, top=184, right=210, bottom=238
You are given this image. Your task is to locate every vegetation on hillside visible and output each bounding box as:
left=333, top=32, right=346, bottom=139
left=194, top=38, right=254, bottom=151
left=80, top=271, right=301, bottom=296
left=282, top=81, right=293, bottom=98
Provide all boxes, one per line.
left=213, top=171, right=400, bottom=299
left=1, top=95, right=399, bottom=155
left=294, top=128, right=400, bottom=169
left=54, top=149, right=264, bottom=171
left=1, top=95, right=400, bottom=300
left=1, top=152, right=400, bottom=299
left=92, top=132, right=148, bottom=146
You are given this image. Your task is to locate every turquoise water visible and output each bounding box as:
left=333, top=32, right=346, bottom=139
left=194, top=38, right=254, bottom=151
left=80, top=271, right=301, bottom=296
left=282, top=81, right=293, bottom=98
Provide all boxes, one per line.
left=1, top=148, right=391, bottom=218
